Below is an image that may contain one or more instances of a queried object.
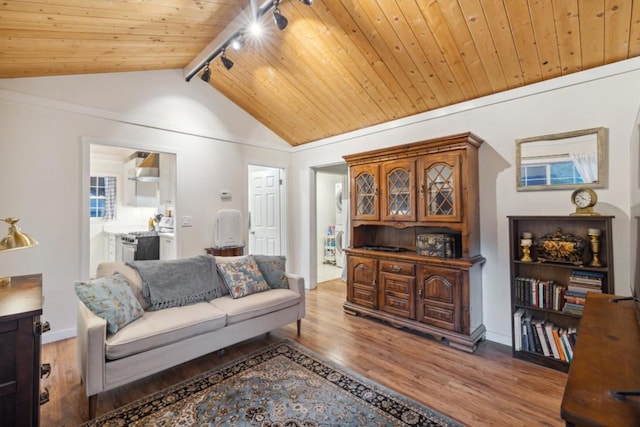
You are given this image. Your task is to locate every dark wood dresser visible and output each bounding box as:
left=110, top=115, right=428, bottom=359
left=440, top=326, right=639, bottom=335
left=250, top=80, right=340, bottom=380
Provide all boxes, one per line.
left=0, top=274, right=49, bottom=426
left=205, top=246, right=244, bottom=257
left=560, top=293, right=640, bottom=426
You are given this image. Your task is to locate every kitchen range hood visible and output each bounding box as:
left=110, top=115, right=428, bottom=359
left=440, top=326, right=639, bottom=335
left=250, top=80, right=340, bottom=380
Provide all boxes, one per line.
left=132, top=152, right=160, bottom=182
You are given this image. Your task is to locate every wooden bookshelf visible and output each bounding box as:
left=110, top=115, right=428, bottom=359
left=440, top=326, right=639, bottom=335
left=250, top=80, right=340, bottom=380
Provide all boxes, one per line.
left=508, top=216, right=614, bottom=372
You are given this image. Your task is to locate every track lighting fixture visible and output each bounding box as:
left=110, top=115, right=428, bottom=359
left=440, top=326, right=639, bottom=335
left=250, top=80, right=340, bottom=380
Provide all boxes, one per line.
left=220, top=50, right=234, bottom=70
left=273, top=5, right=288, bottom=31
left=200, top=62, right=211, bottom=82
left=185, top=0, right=314, bottom=81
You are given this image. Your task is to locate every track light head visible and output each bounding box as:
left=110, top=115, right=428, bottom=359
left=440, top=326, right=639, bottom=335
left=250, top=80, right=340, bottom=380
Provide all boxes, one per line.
left=299, top=0, right=312, bottom=5
left=273, top=8, right=288, bottom=31
left=231, top=33, right=245, bottom=51
left=201, top=62, right=211, bottom=82
left=220, top=51, right=234, bottom=70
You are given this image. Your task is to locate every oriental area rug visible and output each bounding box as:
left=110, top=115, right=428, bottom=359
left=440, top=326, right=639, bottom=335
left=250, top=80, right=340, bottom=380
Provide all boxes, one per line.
left=84, top=340, right=461, bottom=427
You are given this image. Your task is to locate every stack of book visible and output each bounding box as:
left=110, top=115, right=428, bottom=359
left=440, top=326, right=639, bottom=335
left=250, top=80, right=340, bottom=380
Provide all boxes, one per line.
left=513, top=308, right=577, bottom=362
left=562, top=270, right=605, bottom=316
left=514, top=277, right=566, bottom=311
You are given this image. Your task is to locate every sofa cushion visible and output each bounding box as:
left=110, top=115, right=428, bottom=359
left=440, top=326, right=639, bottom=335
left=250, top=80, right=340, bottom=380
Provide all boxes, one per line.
left=127, top=255, right=223, bottom=310
left=209, top=289, right=300, bottom=324
left=75, top=273, right=144, bottom=334
left=97, top=262, right=149, bottom=310
left=213, top=256, right=249, bottom=296
left=105, top=302, right=227, bottom=360
left=253, top=255, right=289, bottom=289
left=216, top=256, right=271, bottom=299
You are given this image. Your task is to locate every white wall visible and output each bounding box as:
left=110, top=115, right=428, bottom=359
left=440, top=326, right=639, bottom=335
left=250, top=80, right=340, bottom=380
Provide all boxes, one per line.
left=0, top=69, right=291, bottom=343
left=288, top=58, right=640, bottom=346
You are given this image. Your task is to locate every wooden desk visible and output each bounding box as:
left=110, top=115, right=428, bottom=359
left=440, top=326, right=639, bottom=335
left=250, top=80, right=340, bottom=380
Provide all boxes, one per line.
left=561, top=293, right=640, bottom=426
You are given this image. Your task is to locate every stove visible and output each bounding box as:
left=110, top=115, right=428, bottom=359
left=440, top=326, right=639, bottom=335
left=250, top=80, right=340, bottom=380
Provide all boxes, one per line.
left=120, top=231, right=160, bottom=261
left=120, top=230, right=159, bottom=244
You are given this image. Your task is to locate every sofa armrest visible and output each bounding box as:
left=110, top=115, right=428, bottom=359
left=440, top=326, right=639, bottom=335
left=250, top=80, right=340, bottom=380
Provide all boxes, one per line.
left=76, top=301, right=107, bottom=396
left=285, top=273, right=306, bottom=319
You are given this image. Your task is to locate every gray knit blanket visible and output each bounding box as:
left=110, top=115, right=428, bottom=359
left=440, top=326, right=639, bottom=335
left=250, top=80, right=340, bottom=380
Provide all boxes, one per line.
left=127, top=255, right=223, bottom=311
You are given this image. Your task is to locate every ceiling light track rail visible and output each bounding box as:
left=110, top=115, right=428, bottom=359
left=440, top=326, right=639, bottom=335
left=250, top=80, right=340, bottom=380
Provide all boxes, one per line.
left=185, top=0, right=312, bottom=83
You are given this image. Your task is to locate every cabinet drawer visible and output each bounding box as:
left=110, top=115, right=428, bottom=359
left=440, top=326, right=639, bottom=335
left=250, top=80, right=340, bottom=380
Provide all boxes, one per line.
left=379, top=260, right=414, bottom=276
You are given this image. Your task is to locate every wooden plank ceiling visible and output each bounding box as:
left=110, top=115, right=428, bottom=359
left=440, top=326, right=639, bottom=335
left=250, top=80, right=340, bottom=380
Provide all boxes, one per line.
left=1, top=0, right=639, bottom=146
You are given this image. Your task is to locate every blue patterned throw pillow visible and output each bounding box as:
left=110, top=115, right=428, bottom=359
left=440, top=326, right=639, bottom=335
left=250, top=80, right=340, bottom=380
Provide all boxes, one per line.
left=216, top=256, right=271, bottom=299
left=75, top=273, right=144, bottom=334
left=252, top=255, right=289, bottom=289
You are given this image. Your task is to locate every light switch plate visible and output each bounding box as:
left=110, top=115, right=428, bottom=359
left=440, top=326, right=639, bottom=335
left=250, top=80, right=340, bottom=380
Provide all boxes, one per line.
left=181, top=215, right=193, bottom=227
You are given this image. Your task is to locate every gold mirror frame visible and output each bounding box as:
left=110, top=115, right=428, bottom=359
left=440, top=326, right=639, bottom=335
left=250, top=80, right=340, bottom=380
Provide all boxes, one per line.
left=516, top=127, right=608, bottom=191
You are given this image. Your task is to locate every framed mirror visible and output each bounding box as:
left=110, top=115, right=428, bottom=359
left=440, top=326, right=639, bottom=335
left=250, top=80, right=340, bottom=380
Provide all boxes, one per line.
left=516, top=127, right=608, bottom=191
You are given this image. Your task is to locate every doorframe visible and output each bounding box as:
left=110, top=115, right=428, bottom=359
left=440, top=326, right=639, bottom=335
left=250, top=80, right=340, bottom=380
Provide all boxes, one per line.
left=80, top=136, right=178, bottom=280
left=246, top=164, right=287, bottom=256
left=312, top=163, right=348, bottom=287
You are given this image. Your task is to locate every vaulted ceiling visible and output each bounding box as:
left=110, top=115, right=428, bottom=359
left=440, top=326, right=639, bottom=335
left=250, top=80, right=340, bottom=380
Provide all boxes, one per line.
left=2, top=1, right=639, bottom=146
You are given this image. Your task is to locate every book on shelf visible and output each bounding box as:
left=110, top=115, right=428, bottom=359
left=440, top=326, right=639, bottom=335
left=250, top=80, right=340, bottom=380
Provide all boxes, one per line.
left=544, top=321, right=561, bottom=360
left=515, top=277, right=566, bottom=311
left=514, top=314, right=578, bottom=362
left=533, top=319, right=551, bottom=357
left=567, top=285, right=602, bottom=294
left=562, top=302, right=585, bottom=316
left=523, top=313, right=536, bottom=353
left=569, top=270, right=604, bottom=290
left=570, top=270, right=605, bottom=279
left=552, top=327, right=567, bottom=361
left=513, top=308, right=525, bottom=351
left=559, top=329, right=573, bottom=362
left=521, top=314, right=529, bottom=352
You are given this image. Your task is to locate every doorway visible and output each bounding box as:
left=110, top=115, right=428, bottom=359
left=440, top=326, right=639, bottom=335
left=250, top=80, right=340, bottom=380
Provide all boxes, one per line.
left=83, top=142, right=177, bottom=278
left=247, top=165, right=286, bottom=255
left=315, top=164, right=348, bottom=284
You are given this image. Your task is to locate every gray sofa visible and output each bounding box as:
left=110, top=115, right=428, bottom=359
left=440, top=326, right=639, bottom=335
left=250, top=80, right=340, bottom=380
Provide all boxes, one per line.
left=76, top=255, right=305, bottom=419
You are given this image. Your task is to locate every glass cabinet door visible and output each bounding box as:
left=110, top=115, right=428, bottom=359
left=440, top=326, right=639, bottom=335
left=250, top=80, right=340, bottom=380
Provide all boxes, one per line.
left=350, top=164, right=379, bottom=220
left=381, top=159, right=415, bottom=221
left=418, top=154, right=462, bottom=222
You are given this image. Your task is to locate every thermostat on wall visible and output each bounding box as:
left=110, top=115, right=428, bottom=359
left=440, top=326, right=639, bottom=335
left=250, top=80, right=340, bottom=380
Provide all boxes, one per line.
left=220, top=191, right=232, bottom=201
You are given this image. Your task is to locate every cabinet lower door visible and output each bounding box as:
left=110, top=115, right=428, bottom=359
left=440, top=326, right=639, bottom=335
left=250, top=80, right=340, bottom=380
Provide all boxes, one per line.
left=347, top=255, right=378, bottom=309
left=379, top=272, right=415, bottom=319
left=416, top=265, right=461, bottom=332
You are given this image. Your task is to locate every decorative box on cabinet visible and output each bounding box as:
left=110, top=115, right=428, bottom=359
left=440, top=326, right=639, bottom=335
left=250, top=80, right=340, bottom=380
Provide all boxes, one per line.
left=508, top=215, right=614, bottom=372
left=0, top=274, right=49, bottom=427
left=344, top=133, right=485, bottom=353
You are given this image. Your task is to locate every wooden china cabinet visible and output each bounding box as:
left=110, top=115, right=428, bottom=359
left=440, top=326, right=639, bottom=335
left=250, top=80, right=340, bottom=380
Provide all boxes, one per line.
left=343, top=133, right=486, bottom=352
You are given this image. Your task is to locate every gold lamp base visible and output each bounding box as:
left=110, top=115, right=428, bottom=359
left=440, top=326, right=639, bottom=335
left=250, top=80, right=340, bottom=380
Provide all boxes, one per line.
left=0, top=277, right=11, bottom=286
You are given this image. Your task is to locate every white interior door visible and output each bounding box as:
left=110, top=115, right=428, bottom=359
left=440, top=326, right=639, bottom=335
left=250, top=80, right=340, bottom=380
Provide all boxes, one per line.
left=248, top=167, right=282, bottom=255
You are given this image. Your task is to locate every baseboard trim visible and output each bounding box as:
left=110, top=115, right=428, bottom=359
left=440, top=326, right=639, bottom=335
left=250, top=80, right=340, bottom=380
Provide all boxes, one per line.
left=42, top=327, right=76, bottom=344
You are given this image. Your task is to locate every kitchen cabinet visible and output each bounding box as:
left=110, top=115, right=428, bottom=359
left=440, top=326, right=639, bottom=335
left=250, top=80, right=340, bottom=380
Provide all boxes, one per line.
left=124, top=157, right=157, bottom=207
left=343, top=133, right=485, bottom=352
left=104, top=233, right=117, bottom=262
left=159, top=153, right=176, bottom=206
left=160, top=234, right=177, bottom=260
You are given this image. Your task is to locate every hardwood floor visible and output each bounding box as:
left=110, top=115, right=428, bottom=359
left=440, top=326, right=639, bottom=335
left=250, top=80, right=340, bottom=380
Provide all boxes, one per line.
left=41, top=279, right=567, bottom=426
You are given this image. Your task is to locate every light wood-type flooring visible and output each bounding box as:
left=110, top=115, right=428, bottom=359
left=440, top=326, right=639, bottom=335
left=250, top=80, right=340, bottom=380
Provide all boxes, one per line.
left=41, top=279, right=567, bottom=426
